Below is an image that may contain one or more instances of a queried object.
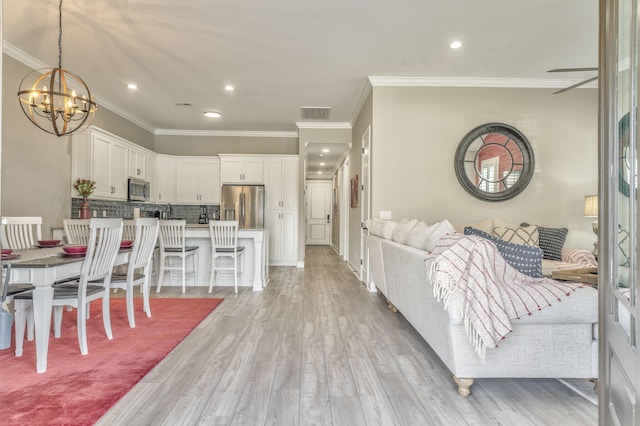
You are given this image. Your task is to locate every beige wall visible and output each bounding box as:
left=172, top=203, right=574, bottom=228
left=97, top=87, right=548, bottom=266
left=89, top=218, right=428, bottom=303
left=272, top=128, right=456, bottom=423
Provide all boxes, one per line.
left=1, top=54, right=153, bottom=236
left=370, top=86, right=598, bottom=250
left=154, top=135, right=298, bottom=156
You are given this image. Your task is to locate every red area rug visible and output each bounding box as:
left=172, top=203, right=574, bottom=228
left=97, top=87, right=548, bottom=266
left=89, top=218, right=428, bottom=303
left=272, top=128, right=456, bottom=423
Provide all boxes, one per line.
left=0, top=297, right=223, bottom=425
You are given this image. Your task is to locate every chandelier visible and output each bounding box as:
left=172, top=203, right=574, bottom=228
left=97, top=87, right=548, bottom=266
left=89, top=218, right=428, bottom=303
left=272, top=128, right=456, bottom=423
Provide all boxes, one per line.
left=17, top=0, right=97, bottom=137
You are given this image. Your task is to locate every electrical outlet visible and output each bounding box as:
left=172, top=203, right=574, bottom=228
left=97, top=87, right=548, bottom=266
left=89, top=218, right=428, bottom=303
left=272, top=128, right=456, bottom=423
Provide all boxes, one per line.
left=380, top=211, right=392, bottom=220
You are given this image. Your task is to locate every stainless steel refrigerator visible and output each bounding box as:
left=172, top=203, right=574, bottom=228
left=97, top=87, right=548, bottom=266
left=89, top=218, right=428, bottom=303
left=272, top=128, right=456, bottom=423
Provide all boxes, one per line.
left=220, top=185, right=265, bottom=228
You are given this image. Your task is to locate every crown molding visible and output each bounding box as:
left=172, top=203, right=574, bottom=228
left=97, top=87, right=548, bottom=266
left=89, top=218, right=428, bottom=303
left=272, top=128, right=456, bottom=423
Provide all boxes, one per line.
left=3, top=41, right=157, bottom=133
left=350, top=79, right=373, bottom=126
left=368, top=76, right=598, bottom=89
left=295, top=122, right=352, bottom=130
left=154, top=128, right=299, bottom=138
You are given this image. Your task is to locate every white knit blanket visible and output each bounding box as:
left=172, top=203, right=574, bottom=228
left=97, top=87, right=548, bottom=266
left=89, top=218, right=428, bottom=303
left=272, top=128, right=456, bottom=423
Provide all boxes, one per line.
left=426, top=234, right=585, bottom=359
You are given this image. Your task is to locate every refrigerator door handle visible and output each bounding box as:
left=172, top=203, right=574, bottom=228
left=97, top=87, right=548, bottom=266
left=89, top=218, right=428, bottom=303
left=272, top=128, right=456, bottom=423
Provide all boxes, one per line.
left=240, top=192, right=245, bottom=225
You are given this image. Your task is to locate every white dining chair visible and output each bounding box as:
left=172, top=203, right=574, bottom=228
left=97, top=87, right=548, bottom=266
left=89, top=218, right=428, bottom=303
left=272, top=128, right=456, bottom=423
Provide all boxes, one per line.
left=156, top=220, right=198, bottom=294
left=0, top=217, right=43, bottom=250
left=209, top=221, right=245, bottom=294
left=14, top=218, right=123, bottom=356
left=109, top=218, right=159, bottom=327
left=63, top=219, right=91, bottom=245
left=0, top=264, right=34, bottom=350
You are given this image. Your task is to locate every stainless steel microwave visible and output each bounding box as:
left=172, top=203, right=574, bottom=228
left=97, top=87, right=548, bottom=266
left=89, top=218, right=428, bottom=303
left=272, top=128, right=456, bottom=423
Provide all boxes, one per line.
left=128, top=177, right=150, bottom=202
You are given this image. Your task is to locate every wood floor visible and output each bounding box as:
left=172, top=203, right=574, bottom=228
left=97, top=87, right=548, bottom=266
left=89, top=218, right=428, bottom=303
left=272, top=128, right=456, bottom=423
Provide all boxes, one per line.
left=98, top=246, right=598, bottom=425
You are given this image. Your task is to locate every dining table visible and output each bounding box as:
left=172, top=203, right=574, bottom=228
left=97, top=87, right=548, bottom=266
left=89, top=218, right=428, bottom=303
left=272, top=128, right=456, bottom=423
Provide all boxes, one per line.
left=3, top=246, right=130, bottom=373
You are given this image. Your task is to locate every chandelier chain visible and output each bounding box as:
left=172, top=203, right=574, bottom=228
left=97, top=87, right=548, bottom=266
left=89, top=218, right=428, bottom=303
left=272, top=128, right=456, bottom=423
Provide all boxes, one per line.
left=58, top=0, right=63, bottom=69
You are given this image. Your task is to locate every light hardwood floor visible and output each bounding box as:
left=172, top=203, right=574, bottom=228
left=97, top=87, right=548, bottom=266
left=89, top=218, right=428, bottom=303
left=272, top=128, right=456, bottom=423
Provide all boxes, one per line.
left=98, top=246, right=598, bottom=425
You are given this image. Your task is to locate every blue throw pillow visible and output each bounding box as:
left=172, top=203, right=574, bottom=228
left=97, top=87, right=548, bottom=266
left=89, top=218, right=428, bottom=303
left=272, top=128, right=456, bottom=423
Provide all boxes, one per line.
left=464, top=227, right=543, bottom=278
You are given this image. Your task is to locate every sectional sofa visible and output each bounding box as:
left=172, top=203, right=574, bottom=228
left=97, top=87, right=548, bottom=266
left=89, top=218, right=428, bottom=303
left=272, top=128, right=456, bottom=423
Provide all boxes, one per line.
left=366, top=218, right=598, bottom=396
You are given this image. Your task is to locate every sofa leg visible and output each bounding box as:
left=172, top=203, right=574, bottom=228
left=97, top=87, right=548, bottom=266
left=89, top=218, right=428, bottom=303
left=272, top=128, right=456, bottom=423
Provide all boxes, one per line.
left=385, top=298, right=398, bottom=313
left=454, top=376, right=474, bottom=397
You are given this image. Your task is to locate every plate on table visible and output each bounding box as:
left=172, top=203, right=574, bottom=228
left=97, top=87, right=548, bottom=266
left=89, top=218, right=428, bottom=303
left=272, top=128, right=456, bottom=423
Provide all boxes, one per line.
left=1, top=253, right=20, bottom=260
left=120, top=240, right=134, bottom=249
left=1, top=248, right=12, bottom=256
left=62, top=245, right=87, bottom=255
left=36, top=239, right=62, bottom=248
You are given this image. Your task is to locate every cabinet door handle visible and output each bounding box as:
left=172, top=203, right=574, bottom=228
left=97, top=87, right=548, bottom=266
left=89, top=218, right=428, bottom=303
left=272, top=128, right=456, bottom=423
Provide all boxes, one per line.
left=159, top=193, right=162, bottom=200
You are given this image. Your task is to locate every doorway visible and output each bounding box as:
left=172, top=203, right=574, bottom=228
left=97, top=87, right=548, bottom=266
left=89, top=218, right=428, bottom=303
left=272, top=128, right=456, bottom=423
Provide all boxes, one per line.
left=306, top=180, right=332, bottom=245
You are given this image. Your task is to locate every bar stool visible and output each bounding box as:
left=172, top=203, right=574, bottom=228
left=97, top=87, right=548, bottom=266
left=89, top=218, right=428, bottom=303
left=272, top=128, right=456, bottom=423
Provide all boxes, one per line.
left=209, top=221, right=245, bottom=294
left=156, top=220, right=198, bottom=294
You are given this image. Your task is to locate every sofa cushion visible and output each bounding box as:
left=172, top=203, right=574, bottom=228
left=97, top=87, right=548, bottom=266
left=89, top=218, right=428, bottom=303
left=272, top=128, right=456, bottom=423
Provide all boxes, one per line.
left=392, top=219, right=418, bottom=244
left=521, top=223, right=568, bottom=261
left=425, top=219, right=456, bottom=252
left=464, top=227, right=544, bottom=278
left=492, top=219, right=539, bottom=246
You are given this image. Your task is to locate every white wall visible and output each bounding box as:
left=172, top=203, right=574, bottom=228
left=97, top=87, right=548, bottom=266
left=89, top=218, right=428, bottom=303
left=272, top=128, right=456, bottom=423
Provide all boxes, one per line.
left=370, top=86, right=598, bottom=250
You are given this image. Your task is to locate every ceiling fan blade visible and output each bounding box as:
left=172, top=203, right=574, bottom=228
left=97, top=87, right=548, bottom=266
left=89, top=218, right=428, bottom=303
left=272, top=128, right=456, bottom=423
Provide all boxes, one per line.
left=553, top=76, right=599, bottom=94
left=548, top=67, right=598, bottom=73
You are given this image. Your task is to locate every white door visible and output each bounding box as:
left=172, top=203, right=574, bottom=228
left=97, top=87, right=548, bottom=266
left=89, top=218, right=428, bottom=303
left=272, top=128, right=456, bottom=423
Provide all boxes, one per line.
left=601, top=0, right=640, bottom=423
left=360, top=126, right=372, bottom=290
left=306, top=181, right=331, bottom=245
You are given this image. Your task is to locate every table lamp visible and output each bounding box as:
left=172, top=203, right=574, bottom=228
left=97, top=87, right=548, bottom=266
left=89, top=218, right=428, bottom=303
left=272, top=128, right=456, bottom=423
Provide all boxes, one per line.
left=584, top=195, right=598, bottom=257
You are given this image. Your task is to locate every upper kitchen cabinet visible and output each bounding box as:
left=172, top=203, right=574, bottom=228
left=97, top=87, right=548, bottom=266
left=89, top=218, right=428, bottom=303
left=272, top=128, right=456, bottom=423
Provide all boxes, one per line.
left=156, top=155, right=177, bottom=204
left=264, top=156, right=299, bottom=210
left=72, top=127, right=129, bottom=200
left=219, top=155, right=264, bottom=184
left=175, top=157, right=221, bottom=204
left=129, top=147, right=147, bottom=180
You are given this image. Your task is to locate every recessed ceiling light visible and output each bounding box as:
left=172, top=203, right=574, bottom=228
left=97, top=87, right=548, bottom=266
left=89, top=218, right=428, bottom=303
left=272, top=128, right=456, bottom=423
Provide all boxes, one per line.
left=319, top=154, right=324, bottom=158
left=127, top=83, right=138, bottom=90
left=317, top=171, right=322, bottom=175
left=449, top=41, right=463, bottom=49
left=322, top=148, right=330, bottom=153
left=320, top=162, right=325, bottom=166
left=225, top=85, right=234, bottom=92
left=204, top=111, right=222, bottom=118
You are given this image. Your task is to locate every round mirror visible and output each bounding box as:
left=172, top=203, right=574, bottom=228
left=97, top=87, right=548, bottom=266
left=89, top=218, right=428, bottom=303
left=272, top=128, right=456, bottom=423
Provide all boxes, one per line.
left=454, top=123, right=535, bottom=202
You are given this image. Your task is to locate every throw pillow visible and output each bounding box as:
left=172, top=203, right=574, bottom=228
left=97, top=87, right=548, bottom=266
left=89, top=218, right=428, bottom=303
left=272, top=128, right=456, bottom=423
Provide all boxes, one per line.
left=367, top=219, right=386, bottom=237
left=453, top=219, right=493, bottom=235
left=392, top=219, right=418, bottom=244
left=619, top=226, right=631, bottom=266
left=464, top=227, right=544, bottom=278
left=521, top=223, right=568, bottom=261
left=425, top=219, right=456, bottom=252
left=492, top=219, right=539, bottom=246
left=406, top=221, right=437, bottom=251
left=381, top=220, right=398, bottom=240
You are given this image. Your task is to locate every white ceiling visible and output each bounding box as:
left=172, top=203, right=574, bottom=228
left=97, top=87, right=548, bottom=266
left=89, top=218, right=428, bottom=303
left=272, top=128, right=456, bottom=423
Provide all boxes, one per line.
left=2, top=0, right=598, bottom=176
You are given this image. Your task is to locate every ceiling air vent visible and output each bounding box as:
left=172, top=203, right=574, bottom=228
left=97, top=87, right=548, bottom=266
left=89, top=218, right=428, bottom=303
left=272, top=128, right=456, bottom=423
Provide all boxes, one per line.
left=174, top=102, right=192, bottom=107
left=300, top=106, right=331, bottom=121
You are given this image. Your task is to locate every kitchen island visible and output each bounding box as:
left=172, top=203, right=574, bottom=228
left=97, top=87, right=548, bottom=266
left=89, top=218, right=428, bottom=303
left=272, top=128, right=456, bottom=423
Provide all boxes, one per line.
left=183, top=225, right=268, bottom=291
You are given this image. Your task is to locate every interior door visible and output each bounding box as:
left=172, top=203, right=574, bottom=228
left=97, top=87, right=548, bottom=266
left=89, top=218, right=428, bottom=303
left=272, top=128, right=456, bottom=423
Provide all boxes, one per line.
left=360, top=125, right=372, bottom=290
left=600, top=0, right=640, bottom=423
left=306, top=180, right=331, bottom=245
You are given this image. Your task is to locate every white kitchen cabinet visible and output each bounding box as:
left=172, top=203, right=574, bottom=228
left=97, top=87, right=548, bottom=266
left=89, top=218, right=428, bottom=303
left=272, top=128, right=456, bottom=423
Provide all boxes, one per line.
left=156, top=155, right=176, bottom=204
left=146, top=154, right=158, bottom=203
left=129, top=148, right=147, bottom=179
left=72, top=129, right=129, bottom=200
left=220, top=156, right=264, bottom=184
left=266, top=210, right=297, bottom=266
left=175, top=157, right=220, bottom=204
left=265, top=156, right=298, bottom=210
left=264, top=155, right=298, bottom=266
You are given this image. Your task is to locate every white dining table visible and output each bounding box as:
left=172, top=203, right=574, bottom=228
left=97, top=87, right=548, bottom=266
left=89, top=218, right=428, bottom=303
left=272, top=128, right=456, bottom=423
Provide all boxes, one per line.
left=4, top=246, right=130, bottom=373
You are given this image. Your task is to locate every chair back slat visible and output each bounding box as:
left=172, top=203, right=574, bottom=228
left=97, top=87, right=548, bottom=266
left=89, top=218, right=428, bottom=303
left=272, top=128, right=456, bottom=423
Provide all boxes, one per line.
left=64, top=219, right=91, bottom=245
left=1, top=217, right=43, bottom=250
left=158, top=220, right=186, bottom=250
left=130, top=218, right=159, bottom=271
left=122, top=220, right=136, bottom=242
left=210, top=221, right=239, bottom=249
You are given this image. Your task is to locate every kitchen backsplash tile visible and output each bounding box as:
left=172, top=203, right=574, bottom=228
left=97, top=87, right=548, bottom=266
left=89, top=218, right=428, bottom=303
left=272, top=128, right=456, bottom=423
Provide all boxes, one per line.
left=71, top=198, right=220, bottom=224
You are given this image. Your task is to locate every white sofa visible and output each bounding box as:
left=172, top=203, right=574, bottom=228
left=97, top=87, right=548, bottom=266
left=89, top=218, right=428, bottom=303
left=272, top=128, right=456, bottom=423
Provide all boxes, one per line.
left=367, top=234, right=598, bottom=396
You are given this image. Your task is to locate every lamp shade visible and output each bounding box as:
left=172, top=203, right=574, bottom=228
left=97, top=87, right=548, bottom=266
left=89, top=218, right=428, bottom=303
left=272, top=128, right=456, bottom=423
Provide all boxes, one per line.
left=584, top=195, right=598, bottom=217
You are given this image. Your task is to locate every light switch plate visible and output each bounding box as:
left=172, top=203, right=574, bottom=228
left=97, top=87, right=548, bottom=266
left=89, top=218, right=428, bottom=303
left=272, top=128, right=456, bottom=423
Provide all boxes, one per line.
left=380, top=211, right=392, bottom=220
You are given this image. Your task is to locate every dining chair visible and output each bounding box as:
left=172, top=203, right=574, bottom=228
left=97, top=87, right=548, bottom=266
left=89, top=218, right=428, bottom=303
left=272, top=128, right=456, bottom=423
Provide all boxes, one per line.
left=14, top=218, right=123, bottom=356
left=109, top=218, right=159, bottom=327
left=0, top=264, right=34, bottom=350
left=0, top=217, right=43, bottom=250
left=122, top=219, right=136, bottom=242
left=209, top=220, right=245, bottom=294
left=156, top=220, right=198, bottom=294
left=63, top=219, right=91, bottom=245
